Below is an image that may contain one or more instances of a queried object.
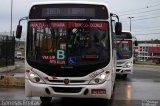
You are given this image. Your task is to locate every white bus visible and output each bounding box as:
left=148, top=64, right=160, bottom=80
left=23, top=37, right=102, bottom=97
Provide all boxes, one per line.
left=16, top=1, right=122, bottom=102
left=116, top=31, right=137, bottom=78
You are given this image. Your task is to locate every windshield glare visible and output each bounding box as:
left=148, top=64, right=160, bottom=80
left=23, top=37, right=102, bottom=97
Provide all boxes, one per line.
left=27, top=21, right=109, bottom=66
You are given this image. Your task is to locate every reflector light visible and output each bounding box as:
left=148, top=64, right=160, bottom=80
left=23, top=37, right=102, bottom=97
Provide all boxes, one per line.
left=44, top=77, right=48, bottom=80
left=26, top=69, right=30, bottom=73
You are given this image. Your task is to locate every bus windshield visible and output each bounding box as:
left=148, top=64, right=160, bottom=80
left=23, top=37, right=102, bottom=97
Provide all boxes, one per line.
left=26, top=21, right=110, bottom=76
left=116, top=40, right=132, bottom=60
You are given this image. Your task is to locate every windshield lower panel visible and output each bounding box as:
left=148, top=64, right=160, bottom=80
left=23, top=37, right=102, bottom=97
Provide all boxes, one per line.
left=27, top=21, right=110, bottom=77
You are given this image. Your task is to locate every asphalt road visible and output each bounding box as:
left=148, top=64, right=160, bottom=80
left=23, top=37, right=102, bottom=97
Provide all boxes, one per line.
left=0, top=65, right=160, bottom=106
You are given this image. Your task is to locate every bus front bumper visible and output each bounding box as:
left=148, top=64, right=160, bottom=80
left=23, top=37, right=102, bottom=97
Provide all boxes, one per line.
left=116, top=67, right=133, bottom=74
left=25, top=79, right=113, bottom=99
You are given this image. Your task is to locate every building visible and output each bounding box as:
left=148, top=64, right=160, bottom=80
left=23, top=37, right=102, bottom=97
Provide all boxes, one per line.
left=134, top=43, right=160, bottom=62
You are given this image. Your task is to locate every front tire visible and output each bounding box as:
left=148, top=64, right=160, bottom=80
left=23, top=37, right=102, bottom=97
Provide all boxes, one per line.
left=40, top=97, right=52, bottom=103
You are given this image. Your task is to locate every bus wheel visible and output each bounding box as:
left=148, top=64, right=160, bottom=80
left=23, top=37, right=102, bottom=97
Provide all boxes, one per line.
left=122, top=74, right=127, bottom=79
left=40, top=97, right=52, bottom=103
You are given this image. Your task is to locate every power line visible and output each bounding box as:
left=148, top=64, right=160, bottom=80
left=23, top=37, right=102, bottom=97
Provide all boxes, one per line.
left=121, top=15, right=160, bottom=22
left=118, top=7, right=148, bottom=14
left=133, top=15, right=160, bottom=21
left=118, top=2, right=160, bottom=14
left=133, top=32, right=160, bottom=35
left=119, top=8, right=160, bottom=16
left=134, top=28, right=160, bottom=31
left=120, top=12, right=160, bottom=20
left=134, top=26, right=160, bottom=30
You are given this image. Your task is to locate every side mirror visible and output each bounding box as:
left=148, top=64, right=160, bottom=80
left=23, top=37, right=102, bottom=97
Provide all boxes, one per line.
left=135, top=40, right=138, bottom=46
left=16, top=25, right=22, bottom=39
left=115, top=22, right=122, bottom=35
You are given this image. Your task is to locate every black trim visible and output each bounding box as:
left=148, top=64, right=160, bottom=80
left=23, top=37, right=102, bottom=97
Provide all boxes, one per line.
left=52, top=87, right=83, bottom=93
left=29, top=4, right=108, bottom=19
left=27, top=60, right=109, bottom=77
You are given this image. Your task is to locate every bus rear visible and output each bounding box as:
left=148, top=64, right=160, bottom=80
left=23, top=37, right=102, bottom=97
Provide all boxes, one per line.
left=16, top=1, right=122, bottom=102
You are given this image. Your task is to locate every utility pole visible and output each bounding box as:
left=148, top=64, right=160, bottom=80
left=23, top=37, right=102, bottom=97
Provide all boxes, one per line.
left=10, top=0, right=13, bottom=36
left=128, top=17, right=134, bottom=32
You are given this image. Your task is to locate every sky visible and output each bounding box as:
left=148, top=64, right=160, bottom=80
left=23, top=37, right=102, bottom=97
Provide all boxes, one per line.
left=0, top=0, right=160, bottom=41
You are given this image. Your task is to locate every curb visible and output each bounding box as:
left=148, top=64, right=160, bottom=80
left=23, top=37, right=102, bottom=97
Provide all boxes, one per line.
left=134, top=64, right=160, bottom=68
left=0, top=65, right=16, bottom=72
left=0, top=64, right=25, bottom=87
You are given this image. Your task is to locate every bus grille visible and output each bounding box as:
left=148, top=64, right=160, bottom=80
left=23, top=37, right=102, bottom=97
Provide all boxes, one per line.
left=52, top=87, right=83, bottom=93
left=48, top=80, right=86, bottom=84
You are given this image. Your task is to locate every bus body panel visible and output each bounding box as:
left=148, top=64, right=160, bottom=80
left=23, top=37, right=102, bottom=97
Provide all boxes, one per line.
left=25, top=78, right=112, bottom=99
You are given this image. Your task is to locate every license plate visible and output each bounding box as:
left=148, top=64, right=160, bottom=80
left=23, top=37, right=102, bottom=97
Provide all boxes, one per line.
left=91, top=89, right=106, bottom=94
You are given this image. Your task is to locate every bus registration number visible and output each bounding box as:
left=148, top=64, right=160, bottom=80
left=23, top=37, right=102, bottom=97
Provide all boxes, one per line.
left=91, top=89, right=106, bottom=94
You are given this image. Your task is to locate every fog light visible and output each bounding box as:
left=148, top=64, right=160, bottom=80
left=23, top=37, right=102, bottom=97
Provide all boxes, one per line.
left=27, top=70, right=45, bottom=84
left=30, top=73, right=35, bottom=78
left=100, top=74, right=106, bottom=79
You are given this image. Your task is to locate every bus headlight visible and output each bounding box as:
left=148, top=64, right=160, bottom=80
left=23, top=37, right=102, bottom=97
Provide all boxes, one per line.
left=26, top=70, right=45, bottom=84
left=89, top=71, right=110, bottom=84
left=123, top=62, right=132, bottom=68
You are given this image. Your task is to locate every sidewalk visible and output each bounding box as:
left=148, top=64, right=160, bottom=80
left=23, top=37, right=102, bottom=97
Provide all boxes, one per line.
left=0, top=64, right=24, bottom=87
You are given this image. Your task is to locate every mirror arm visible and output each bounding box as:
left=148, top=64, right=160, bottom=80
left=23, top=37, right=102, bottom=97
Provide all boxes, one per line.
left=18, top=16, right=28, bottom=25
left=110, top=13, right=119, bottom=22
left=133, top=36, right=137, bottom=41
